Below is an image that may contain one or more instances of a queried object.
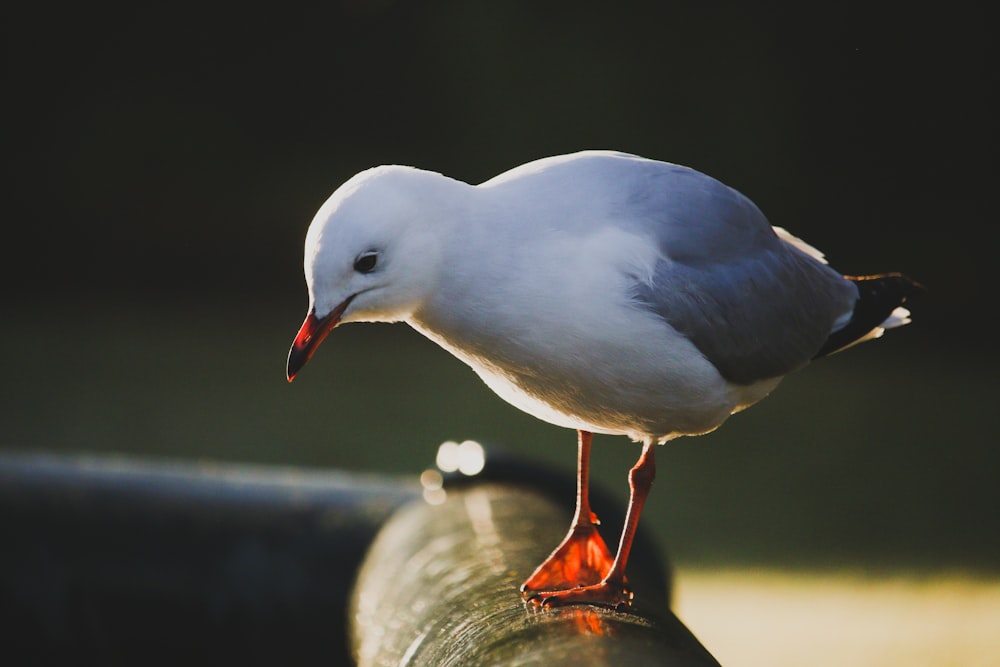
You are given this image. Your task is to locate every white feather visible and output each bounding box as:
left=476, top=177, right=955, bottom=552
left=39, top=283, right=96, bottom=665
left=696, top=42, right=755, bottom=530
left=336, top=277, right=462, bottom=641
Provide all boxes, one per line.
left=773, top=226, right=829, bottom=264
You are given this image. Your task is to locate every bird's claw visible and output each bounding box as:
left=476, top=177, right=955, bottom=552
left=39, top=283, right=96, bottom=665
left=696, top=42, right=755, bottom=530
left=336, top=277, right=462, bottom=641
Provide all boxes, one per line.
left=521, top=580, right=634, bottom=611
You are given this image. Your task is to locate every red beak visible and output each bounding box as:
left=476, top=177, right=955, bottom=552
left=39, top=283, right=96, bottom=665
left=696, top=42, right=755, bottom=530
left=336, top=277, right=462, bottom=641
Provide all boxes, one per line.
left=286, top=297, right=354, bottom=381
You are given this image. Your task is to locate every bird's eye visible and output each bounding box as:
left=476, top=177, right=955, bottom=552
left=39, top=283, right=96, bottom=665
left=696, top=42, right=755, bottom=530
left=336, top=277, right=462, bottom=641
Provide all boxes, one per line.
left=353, top=251, right=379, bottom=274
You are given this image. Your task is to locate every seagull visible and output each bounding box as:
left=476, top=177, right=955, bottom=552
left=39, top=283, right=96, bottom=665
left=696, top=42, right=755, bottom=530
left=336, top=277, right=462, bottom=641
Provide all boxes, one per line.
left=285, top=150, right=922, bottom=609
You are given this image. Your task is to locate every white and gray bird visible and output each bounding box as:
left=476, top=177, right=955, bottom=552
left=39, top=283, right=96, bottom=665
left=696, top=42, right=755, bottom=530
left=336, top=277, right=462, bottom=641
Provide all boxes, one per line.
left=286, top=150, right=921, bottom=608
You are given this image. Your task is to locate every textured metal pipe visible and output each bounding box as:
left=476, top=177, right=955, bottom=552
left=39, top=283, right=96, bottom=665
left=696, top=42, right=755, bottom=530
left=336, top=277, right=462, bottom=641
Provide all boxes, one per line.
left=0, top=451, right=419, bottom=665
left=350, top=482, right=720, bottom=666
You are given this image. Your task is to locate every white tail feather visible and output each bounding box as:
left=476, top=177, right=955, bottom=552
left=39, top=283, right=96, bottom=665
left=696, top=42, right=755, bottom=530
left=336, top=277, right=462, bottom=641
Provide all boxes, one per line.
left=882, top=306, right=912, bottom=330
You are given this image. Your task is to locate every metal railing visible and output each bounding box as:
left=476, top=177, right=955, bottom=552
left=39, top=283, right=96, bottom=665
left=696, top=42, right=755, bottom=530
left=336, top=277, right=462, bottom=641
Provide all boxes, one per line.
left=0, top=447, right=719, bottom=666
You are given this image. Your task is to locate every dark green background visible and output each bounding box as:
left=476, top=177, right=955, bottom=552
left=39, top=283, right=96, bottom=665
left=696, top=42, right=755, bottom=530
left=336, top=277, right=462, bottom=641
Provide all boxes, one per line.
left=5, top=3, right=996, bottom=571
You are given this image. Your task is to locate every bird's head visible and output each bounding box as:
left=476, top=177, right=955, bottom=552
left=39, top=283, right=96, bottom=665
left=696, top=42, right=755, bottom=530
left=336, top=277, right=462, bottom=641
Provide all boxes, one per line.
left=286, top=165, right=460, bottom=381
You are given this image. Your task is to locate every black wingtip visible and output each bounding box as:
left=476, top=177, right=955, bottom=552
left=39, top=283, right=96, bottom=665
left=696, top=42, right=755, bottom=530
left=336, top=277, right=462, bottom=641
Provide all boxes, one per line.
left=814, top=273, right=924, bottom=358
left=849, top=272, right=926, bottom=303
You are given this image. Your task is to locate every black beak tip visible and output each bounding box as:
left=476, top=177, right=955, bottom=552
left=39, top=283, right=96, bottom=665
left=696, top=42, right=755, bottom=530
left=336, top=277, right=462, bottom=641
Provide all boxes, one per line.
left=286, top=346, right=305, bottom=382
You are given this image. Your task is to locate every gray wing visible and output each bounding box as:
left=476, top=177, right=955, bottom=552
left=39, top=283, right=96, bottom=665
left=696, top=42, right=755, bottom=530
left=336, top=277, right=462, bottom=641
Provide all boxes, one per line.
left=626, top=165, right=857, bottom=385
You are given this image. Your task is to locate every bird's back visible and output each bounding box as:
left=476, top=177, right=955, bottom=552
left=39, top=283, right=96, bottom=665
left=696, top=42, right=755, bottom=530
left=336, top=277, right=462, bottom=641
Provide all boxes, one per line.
left=490, top=152, right=860, bottom=385
left=414, top=151, right=919, bottom=440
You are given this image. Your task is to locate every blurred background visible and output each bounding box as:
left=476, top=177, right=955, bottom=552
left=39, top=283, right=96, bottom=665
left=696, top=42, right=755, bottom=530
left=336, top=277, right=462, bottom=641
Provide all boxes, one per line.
left=5, top=2, right=997, bottom=664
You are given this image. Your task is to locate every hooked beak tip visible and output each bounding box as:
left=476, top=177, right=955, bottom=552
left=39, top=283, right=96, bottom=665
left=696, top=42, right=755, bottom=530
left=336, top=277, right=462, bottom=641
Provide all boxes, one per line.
left=286, top=345, right=307, bottom=381
left=286, top=296, right=354, bottom=382
left=286, top=322, right=318, bottom=381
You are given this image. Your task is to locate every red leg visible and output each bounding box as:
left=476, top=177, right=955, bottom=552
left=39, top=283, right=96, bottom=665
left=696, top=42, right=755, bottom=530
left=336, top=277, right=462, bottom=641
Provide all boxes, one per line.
left=526, top=440, right=656, bottom=610
left=520, top=430, right=616, bottom=596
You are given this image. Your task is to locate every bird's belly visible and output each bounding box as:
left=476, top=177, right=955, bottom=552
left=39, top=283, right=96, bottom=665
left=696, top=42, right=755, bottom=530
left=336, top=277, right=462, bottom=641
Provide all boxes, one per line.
left=410, top=309, right=781, bottom=443
left=469, top=347, right=760, bottom=443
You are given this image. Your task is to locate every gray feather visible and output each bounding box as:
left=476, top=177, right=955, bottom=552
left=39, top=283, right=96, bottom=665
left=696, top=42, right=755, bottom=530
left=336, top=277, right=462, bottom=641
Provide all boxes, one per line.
left=624, top=164, right=857, bottom=384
